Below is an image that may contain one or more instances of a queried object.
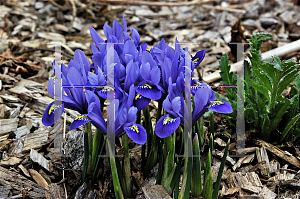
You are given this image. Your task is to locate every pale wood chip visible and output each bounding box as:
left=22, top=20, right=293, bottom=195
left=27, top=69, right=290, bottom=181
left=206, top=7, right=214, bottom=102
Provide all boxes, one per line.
left=0, top=118, right=19, bottom=136
left=29, top=169, right=49, bottom=190
left=142, top=185, right=172, bottom=199
left=30, top=149, right=51, bottom=171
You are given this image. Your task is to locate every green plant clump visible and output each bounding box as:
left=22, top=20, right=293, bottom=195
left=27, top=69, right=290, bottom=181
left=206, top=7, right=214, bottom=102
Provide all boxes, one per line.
left=219, top=33, right=300, bottom=143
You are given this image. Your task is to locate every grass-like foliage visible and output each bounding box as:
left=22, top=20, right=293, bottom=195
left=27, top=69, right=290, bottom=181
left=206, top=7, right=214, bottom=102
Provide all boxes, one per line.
left=219, top=33, right=300, bottom=143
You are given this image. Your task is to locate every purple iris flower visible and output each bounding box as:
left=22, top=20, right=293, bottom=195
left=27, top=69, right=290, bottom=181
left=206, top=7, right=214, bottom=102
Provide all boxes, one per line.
left=115, top=85, right=147, bottom=145
left=42, top=64, right=88, bottom=126
left=155, top=78, right=233, bottom=138
left=155, top=78, right=183, bottom=138
left=122, top=46, right=162, bottom=111
left=69, top=90, right=106, bottom=133
left=135, top=51, right=162, bottom=100
left=150, top=38, right=206, bottom=99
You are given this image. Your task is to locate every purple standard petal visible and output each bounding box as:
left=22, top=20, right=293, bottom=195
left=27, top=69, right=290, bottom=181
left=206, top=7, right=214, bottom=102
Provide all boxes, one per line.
left=74, top=49, right=90, bottom=83
left=69, top=114, right=91, bottom=131
left=47, top=78, right=54, bottom=97
left=127, top=84, right=135, bottom=109
left=89, top=27, right=105, bottom=49
left=103, top=23, right=113, bottom=39
left=130, top=28, right=140, bottom=46
left=171, top=97, right=181, bottom=114
left=136, top=84, right=161, bottom=100
left=118, top=107, right=127, bottom=126
left=192, top=87, right=211, bottom=124
left=88, top=72, right=98, bottom=85
left=68, top=59, right=81, bottom=72
left=67, top=67, right=84, bottom=86
left=150, top=66, right=161, bottom=85
left=208, top=101, right=233, bottom=114
left=140, top=62, right=151, bottom=81
left=155, top=114, right=180, bottom=138
left=124, top=32, right=131, bottom=43
left=125, top=60, right=139, bottom=91
left=42, top=101, right=64, bottom=126
left=113, top=20, right=123, bottom=41
left=158, top=38, right=168, bottom=51
left=123, top=40, right=136, bottom=64
left=91, top=42, right=99, bottom=54
left=163, top=96, right=173, bottom=113
left=124, top=124, right=147, bottom=145
left=127, top=106, right=138, bottom=125
left=67, top=69, right=87, bottom=109
left=142, top=51, right=157, bottom=69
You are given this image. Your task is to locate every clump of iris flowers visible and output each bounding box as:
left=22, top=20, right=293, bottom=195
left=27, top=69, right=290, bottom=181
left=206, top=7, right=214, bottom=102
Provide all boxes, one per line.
left=43, top=14, right=232, bottom=145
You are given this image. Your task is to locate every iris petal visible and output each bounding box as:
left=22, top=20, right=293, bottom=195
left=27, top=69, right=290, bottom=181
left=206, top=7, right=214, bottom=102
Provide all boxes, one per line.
left=208, top=101, right=233, bottom=114
left=89, top=27, right=105, bottom=48
left=130, top=28, right=140, bottom=46
left=69, top=114, right=91, bottom=130
left=47, top=78, right=54, bottom=97
left=103, top=23, right=113, bottom=39
left=151, top=66, right=161, bottom=85
left=136, top=84, right=161, bottom=100
left=113, top=20, right=124, bottom=41
left=192, top=87, right=211, bottom=124
left=127, top=107, right=138, bottom=125
left=140, top=62, right=151, bottom=81
left=42, top=101, right=64, bottom=126
left=192, top=50, right=205, bottom=67
left=124, top=124, right=147, bottom=145
left=171, top=97, right=181, bottom=114
left=155, top=114, right=180, bottom=138
left=134, top=94, right=151, bottom=111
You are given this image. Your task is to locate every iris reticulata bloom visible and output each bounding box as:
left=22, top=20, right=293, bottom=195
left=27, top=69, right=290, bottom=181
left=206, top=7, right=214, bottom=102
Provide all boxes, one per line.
left=43, top=14, right=232, bottom=144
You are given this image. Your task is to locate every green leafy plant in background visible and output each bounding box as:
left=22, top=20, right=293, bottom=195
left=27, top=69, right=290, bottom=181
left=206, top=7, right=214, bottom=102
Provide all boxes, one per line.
left=219, top=33, right=300, bottom=143
left=217, top=54, right=237, bottom=127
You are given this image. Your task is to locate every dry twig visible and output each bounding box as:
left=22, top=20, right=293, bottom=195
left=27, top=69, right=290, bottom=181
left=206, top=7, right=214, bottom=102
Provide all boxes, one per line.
left=201, top=5, right=246, bottom=14
left=94, top=0, right=215, bottom=6
left=203, top=39, right=300, bottom=83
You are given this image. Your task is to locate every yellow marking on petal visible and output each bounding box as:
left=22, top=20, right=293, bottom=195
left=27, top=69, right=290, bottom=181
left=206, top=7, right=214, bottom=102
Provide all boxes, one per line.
left=103, top=86, right=114, bottom=90
left=163, top=117, right=172, bottom=125
left=131, top=125, right=139, bottom=133
left=209, top=101, right=224, bottom=106
left=146, top=48, right=151, bottom=52
left=135, top=93, right=141, bottom=100
left=96, top=86, right=114, bottom=90
left=194, top=83, right=202, bottom=86
left=143, top=84, right=152, bottom=89
left=92, top=69, right=95, bottom=73
left=75, top=115, right=90, bottom=120
left=193, top=58, right=200, bottom=63
left=48, top=104, right=56, bottom=115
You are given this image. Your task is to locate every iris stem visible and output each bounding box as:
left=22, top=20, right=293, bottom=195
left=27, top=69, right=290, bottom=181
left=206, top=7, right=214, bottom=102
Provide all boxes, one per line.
left=137, top=111, right=141, bottom=124
left=191, top=134, right=202, bottom=197
left=92, top=128, right=103, bottom=173
left=108, top=140, right=124, bottom=199
left=82, top=123, right=90, bottom=182
left=122, top=133, right=132, bottom=198
left=156, top=99, right=163, bottom=123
